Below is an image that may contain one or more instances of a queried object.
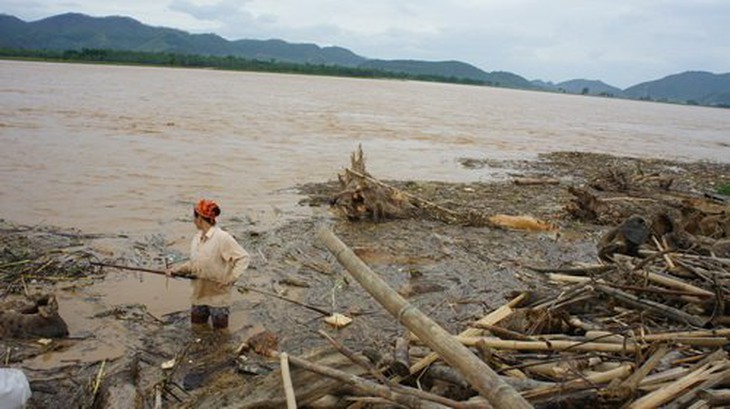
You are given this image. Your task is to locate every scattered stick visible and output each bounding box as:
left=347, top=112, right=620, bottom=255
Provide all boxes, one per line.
left=280, top=352, right=297, bottom=409
left=513, top=177, right=560, bottom=186
left=593, top=284, right=707, bottom=327
left=456, top=336, right=639, bottom=353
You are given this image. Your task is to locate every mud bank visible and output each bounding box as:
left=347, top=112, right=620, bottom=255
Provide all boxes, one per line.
left=2, top=151, right=729, bottom=408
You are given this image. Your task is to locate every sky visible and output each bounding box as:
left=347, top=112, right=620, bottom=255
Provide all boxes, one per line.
left=3, top=0, right=729, bottom=89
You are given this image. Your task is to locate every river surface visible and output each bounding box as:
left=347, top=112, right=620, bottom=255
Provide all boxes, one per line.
left=2, top=60, right=729, bottom=243
left=2, top=60, right=729, bottom=367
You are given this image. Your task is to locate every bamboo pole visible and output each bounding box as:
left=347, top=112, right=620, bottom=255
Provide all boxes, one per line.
left=276, top=350, right=477, bottom=409
left=456, top=336, right=639, bottom=353
left=522, top=364, right=634, bottom=402
left=627, top=267, right=714, bottom=297
left=628, top=363, right=719, bottom=409
left=696, top=389, right=730, bottom=406
left=664, top=367, right=730, bottom=409
left=636, top=328, right=730, bottom=342
left=317, top=227, right=532, bottom=409
left=594, top=284, right=707, bottom=327
left=408, top=293, right=526, bottom=376
left=280, top=353, right=297, bottom=409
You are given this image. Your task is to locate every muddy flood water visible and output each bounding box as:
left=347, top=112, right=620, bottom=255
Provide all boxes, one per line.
left=2, top=60, right=730, bottom=375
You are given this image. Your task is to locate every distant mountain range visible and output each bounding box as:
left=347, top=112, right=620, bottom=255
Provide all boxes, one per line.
left=1, top=12, right=729, bottom=106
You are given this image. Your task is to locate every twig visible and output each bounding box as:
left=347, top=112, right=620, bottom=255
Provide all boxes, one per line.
left=280, top=352, right=297, bottom=409
left=92, top=359, right=106, bottom=398
left=318, top=329, right=391, bottom=385
left=238, top=286, right=331, bottom=316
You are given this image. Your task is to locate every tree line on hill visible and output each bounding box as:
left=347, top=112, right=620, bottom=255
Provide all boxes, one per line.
left=1, top=12, right=728, bottom=108
left=0, top=46, right=493, bottom=86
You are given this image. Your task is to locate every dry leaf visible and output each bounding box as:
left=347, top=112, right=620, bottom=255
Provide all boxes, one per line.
left=324, top=313, right=352, bottom=328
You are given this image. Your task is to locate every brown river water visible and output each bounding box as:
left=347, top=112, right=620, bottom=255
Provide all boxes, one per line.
left=2, top=60, right=729, bottom=368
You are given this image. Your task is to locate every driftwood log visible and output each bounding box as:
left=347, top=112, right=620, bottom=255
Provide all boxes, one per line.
left=330, top=146, right=556, bottom=231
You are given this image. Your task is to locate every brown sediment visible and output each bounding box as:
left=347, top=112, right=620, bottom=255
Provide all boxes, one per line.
left=2, top=150, right=730, bottom=408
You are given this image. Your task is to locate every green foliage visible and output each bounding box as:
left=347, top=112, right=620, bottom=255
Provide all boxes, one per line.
left=0, top=47, right=494, bottom=86
left=718, top=184, right=730, bottom=196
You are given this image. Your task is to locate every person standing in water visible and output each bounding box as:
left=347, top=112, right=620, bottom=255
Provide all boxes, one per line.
left=169, top=199, right=250, bottom=329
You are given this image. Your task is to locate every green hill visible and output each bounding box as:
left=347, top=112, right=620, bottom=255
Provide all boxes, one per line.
left=623, top=71, right=730, bottom=106
left=358, top=59, right=535, bottom=88
left=0, top=12, right=531, bottom=88
left=0, top=13, right=366, bottom=66
left=555, top=79, right=624, bottom=96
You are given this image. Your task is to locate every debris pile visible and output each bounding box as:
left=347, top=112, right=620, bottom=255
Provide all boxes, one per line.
left=189, top=149, right=730, bottom=408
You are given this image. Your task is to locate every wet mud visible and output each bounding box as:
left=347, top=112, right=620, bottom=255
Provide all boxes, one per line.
left=1, top=152, right=729, bottom=408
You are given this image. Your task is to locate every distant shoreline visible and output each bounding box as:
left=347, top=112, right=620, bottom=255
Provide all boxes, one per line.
left=3, top=47, right=727, bottom=110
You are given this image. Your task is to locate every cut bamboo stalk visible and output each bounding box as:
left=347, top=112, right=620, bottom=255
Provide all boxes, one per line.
left=696, top=389, right=730, bottom=406
left=627, top=363, right=719, bottom=409
left=318, top=227, right=532, bottom=409
left=548, top=273, right=590, bottom=284
left=636, top=328, right=730, bottom=342
left=668, top=337, right=730, bottom=347
left=457, top=336, right=639, bottom=353
left=653, top=236, right=676, bottom=269
left=279, top=350, right=470, bottom=409
left=663, top=366, right=730, bottom=409
left=280, top=352, right=297, bottom=409
left=522, top=364, right=633, bottom=401
left=637, top=367, right=690, bottom=391
left=471, top=323, right=534, bottom=341
left=391, top=336, right=411, bottom=377
left=583, top=331, right=634, bottom=345
left=594, top=284, right=707, bottom=327
left=620, top=345, right=669, bottom=391
left=627, top=267, right=714, bottom=297
left=684, top=400, right=710, bottom=409
left=408, top=293, right=526, bottom=376
left=603, top=344, right=669, bottom=401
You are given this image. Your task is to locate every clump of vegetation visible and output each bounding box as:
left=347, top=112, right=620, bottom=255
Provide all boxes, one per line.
left=0, top=222, right=100, bottom=295
left=719, top=183, right=730, bottom=195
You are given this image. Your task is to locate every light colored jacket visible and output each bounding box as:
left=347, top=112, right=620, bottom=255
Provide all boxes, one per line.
left=175, top=226, right=250, bottom=307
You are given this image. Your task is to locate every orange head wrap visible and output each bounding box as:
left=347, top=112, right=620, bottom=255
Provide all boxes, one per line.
left=195, top=199, right=220, bottom=223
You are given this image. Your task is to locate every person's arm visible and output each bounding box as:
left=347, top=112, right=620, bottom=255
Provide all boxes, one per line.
left=168, top=260, right=196, bottom=277
left=221, top=234, right=250, bottom=285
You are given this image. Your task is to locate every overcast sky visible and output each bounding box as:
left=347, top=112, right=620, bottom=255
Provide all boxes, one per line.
left=4, top=0, right=729, bottom=88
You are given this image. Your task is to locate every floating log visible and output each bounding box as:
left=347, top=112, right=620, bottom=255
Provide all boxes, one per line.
left=317, top=227, right=532, bottom=409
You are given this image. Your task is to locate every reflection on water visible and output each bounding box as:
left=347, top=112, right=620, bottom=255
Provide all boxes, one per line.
left=2, top=60, right=729, bottom=364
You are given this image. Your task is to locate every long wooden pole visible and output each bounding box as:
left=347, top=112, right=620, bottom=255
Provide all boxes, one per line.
left=317, top=227, right=533, bottom=409
left=92, top=261, right=333, bottom=316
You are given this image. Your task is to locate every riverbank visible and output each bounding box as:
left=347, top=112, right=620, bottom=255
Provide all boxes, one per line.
left=2, top=151, right=729, bottom=408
